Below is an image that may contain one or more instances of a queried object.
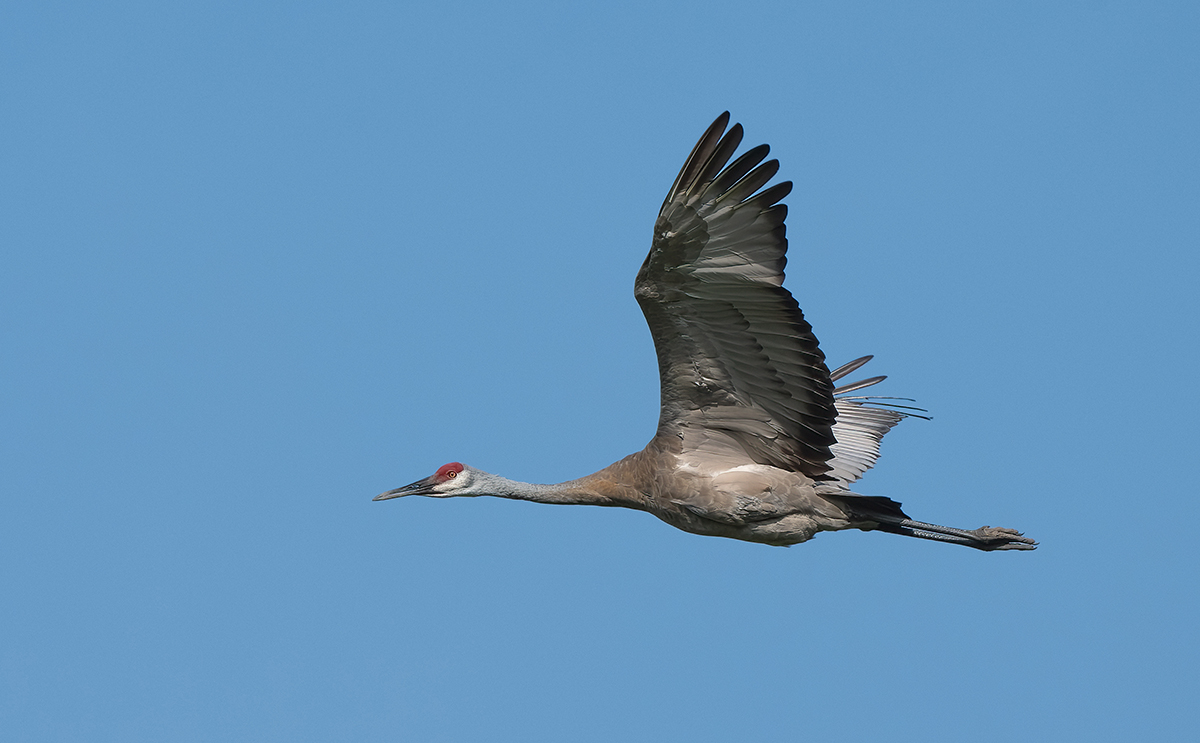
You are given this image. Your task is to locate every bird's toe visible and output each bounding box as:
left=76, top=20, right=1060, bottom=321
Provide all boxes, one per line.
left=971, top=525, right=1038, bottom=550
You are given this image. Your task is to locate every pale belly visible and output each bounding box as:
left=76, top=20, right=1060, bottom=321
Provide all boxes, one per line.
left=648, top=504, right=829, bottom=547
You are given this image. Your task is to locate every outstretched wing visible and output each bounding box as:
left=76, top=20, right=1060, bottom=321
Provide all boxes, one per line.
left=635, top=113, right=837, bottom=478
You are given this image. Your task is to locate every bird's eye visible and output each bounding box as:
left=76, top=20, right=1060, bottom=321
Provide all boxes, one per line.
left=447, top=471, right=457, bottom=478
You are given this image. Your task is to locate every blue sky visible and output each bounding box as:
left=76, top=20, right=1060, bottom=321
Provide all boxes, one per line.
left=3, top=1, right=1197, bottom=740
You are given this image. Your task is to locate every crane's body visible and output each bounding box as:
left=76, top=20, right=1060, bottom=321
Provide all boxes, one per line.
left=463, top=444, right=861, bottom=548
left=375, top=113, right=1036, bottom=552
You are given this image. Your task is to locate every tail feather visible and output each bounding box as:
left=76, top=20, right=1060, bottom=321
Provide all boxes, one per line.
left=824, top=491, right=911, bottom=522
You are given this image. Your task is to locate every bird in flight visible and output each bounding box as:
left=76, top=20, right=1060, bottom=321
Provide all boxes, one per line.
left=375, top=113, right=1036, bottom=551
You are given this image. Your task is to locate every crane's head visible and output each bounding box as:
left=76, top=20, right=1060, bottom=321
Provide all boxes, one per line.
left=373, top=462, right=479, bottom=500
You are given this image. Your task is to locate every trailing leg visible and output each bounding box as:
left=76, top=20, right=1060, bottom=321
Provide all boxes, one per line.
left=874, top=518, right=1037, bottom=551
left=824, top=491, right=1037, bottom=551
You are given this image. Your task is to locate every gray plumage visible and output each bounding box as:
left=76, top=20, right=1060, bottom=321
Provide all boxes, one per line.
left=375, top=113, right=1036, bottom=552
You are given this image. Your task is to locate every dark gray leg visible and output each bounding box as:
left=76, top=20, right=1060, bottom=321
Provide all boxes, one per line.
left=883, top=518, right=1038, bottom=551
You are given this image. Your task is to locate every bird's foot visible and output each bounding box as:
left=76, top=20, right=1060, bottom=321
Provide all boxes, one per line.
left=966, top=525, right=1038, bottom=551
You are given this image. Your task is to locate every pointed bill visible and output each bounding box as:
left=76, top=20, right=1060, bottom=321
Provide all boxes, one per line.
left=373, top=475, right=438, bottom=501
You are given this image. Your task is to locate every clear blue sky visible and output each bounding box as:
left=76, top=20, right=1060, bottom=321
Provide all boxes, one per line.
left=3, top=2, right=1197, bottom=740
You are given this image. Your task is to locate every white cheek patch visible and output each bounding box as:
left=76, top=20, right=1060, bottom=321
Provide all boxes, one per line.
left=433, top=474, right=466, bottom=494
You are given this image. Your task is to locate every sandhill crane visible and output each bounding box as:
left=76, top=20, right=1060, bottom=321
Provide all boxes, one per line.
left=375, top=113, right=1036, bottom=552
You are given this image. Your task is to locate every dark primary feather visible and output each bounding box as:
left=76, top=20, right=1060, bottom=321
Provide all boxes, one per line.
left=635, top=112, right=838, bottom=478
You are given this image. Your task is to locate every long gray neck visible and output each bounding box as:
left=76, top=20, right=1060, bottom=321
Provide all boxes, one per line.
left=481, top=472, right=643, bottom=509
